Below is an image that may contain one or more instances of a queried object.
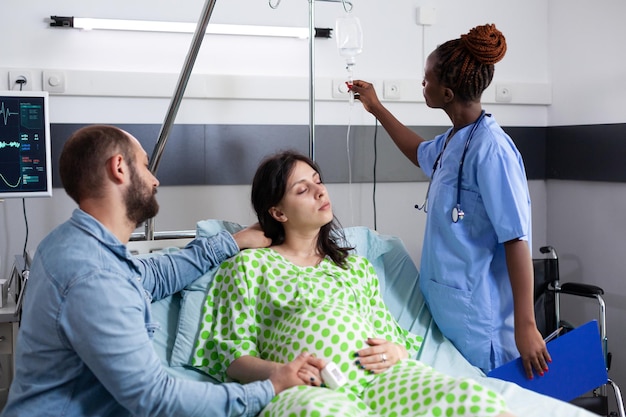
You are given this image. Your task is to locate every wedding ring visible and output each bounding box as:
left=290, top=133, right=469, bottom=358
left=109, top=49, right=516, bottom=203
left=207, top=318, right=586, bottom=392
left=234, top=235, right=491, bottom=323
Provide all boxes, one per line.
left=381, top=353, right=387, bottom=363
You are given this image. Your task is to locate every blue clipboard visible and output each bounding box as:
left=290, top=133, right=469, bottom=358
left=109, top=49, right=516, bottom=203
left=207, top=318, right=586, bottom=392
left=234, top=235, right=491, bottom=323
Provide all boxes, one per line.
left=487, top=320, right=608, bottom=402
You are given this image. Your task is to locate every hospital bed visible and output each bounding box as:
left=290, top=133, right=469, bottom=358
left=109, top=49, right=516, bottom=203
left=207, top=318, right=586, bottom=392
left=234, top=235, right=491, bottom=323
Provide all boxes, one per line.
left=133, top=219, right=598, bottom=417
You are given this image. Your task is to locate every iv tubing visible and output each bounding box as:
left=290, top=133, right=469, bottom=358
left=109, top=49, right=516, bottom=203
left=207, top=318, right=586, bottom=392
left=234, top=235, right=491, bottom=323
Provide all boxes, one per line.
left=345, top=93, right=355, bottom=225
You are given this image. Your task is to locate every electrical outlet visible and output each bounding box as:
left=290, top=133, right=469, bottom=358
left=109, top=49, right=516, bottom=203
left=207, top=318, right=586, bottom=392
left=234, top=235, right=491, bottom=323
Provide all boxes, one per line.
left=495, top=84, right=513, bottom=103
left=43, top=70, right=66, bottom=93
left=9, top=70, right=33, bottom=91
left=383, top=80, right=401, bottom=100
left=332, top=79, right=351, bottom=99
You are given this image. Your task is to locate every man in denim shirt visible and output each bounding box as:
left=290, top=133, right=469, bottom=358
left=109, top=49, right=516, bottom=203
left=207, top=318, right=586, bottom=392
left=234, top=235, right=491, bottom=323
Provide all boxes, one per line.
left=1, top=125, right=319, bottom=417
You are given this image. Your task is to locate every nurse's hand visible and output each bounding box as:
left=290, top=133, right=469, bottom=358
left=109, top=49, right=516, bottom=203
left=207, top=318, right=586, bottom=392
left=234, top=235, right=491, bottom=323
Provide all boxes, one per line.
left=232, top=222, right=272, bottom=250
left=516, top=324, right=551, bottom=379
left=351, top=80, right=383, bottom=114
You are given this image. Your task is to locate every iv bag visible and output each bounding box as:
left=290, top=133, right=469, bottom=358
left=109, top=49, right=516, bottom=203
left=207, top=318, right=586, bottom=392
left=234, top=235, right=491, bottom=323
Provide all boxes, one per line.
left=335, top=15, right=363, bottom=65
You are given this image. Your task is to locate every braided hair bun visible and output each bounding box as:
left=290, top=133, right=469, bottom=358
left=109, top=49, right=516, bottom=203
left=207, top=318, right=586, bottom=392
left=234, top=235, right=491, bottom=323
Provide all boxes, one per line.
left=434, top=23, right=507, bottom=102
left=461, top=24, right=507, bottom=65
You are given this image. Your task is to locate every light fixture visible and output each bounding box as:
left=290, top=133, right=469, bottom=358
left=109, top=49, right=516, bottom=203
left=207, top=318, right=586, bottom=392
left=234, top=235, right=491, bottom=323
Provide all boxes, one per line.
left=49, top=16, right=332, bottom=39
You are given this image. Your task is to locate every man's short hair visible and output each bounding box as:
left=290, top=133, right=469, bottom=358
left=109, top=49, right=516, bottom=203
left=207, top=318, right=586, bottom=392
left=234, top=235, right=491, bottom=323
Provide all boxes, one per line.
left=59, top=125, right=135, bottom=204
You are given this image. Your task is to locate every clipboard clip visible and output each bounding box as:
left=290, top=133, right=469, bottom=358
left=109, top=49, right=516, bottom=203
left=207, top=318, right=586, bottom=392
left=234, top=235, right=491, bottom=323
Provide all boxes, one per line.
left=544, top=327, right=564, bottom=343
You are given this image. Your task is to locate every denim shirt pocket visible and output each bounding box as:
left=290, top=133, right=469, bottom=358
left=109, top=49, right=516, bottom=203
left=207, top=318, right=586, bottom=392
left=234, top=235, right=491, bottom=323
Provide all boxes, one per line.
left=145, top=321, right=161, bottom=339
left=143, top=290, right=161, bottom=339
left=131, top=275, right=161, bottom=339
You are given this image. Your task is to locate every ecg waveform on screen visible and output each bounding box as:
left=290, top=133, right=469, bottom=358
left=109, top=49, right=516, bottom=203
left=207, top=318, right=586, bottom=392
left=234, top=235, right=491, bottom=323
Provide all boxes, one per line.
left=0, top=102, right=19, bottom=126
left=0, top=173, right=22, bottom=188
left=0, top=141, right=21, bottom=149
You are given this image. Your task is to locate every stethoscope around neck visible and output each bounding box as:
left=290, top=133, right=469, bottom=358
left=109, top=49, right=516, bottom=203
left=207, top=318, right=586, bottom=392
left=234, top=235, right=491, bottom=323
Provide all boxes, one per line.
left=414, top=110, right=488, bottom=223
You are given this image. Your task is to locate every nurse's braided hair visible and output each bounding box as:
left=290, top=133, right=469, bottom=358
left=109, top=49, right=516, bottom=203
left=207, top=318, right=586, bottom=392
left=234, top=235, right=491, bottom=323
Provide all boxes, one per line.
left=433, top=23, right=507, bottom=102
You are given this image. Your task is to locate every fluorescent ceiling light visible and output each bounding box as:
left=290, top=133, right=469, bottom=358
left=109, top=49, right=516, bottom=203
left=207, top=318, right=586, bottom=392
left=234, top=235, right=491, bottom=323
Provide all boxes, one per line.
left=49, top=16, right=310, bottom=39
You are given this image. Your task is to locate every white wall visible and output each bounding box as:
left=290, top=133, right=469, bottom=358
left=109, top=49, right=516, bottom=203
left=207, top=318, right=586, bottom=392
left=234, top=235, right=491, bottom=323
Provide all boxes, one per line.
left=548, top=0, right=626, bottom=126
left=547, top=0, right=626, bottom=403
left=0, top=0, right=552, bottom=271
left=0, top=0, right=551, bottom=126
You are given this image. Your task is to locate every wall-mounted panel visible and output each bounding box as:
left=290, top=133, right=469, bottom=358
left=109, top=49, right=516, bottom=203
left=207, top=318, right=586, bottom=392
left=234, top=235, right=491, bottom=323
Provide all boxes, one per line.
left=50, top=123, right=550, bottom=189
left=547, top=124, right=626, bottom=182
left=1, top=68, right=552, bottom=106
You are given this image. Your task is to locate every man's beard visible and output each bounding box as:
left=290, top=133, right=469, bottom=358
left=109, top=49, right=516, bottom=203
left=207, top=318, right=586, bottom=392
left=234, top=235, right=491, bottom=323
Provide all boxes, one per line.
left=124, top=166, right=159, bottom=227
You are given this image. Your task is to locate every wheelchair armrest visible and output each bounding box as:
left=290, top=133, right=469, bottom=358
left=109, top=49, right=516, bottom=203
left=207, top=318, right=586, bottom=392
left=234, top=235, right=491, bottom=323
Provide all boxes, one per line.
left=559, top=282, right=604, bottom=298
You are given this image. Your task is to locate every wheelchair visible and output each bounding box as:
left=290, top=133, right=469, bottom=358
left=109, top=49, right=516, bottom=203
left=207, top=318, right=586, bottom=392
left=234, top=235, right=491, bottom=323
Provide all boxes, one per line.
left=534, top=245, right=625, bottom=417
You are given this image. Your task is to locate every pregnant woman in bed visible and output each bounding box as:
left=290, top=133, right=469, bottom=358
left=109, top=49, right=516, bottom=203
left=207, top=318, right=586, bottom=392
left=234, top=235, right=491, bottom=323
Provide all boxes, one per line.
left=192, top=150, right=515, bottom=417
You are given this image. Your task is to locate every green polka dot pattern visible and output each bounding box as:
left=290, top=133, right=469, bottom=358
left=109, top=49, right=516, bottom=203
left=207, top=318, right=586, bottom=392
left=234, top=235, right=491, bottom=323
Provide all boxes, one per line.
left=260, top=362, right=507, bottom=417
left=192, top=248, right=422, bottom=386
left=190, top=248, right=508, bottom=416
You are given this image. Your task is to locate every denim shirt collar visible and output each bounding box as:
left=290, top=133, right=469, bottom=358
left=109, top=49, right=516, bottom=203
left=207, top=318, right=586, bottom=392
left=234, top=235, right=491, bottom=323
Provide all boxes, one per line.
left=69, top=208, right=139, bottom=273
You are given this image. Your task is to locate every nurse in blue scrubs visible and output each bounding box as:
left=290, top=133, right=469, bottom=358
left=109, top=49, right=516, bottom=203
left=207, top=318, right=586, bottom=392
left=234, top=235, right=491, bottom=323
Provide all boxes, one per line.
left=351, top=23, right=550, bottom=378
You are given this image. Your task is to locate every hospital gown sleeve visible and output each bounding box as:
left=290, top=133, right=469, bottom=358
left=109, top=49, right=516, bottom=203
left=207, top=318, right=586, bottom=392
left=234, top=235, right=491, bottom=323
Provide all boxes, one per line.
left=193, top=253, right=260, bottom=381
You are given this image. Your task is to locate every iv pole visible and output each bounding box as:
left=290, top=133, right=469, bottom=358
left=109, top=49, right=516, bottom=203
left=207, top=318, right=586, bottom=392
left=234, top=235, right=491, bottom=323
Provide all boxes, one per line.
left=308, top=0, right=316, bottom=161
left=308, top=0, right=352, bottom=161
left=144, top=0, right=218, bottom=241
left=143, top=0, right=347, bottom=240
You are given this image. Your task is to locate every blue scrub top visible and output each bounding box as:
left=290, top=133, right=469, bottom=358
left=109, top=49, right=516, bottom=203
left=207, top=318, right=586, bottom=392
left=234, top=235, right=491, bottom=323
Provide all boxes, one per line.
left=417, top=114, right=531, bottom=372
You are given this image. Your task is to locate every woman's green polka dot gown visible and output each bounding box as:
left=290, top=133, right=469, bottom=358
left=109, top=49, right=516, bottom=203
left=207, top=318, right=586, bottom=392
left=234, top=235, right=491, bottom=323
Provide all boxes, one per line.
left=191, top=248, right=508, bottom=416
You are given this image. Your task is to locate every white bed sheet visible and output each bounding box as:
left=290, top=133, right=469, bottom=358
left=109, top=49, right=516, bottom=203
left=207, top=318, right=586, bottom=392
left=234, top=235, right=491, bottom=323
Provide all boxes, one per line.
left=146, top=221, right=596, bottom=417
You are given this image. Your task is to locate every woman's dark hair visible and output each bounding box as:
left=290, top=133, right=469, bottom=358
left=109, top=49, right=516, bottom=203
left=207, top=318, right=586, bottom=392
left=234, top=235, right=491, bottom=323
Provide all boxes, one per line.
left=251, top=150, right=353, bottom=268
left=433, top=23, right=507, bottom=102
left=59, top=125, right=135, bottom=204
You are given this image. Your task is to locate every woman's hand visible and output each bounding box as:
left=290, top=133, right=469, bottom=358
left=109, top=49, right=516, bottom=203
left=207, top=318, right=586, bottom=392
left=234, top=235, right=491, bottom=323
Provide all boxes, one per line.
left=350, top=80, right=383, bottom=114
left=354, top=338, right=408, bottom=374
left=516, top=324, right=551, bottom=379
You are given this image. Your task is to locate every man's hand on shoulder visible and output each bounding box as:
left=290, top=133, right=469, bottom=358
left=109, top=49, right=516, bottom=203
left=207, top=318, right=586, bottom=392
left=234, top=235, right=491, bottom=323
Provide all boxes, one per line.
left=232, top=223, right=271, bottom=250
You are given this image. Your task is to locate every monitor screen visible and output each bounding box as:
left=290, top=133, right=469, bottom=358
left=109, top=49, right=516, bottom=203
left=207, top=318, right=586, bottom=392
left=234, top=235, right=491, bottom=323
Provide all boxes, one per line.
left=0, top=90, right=52, bottom=199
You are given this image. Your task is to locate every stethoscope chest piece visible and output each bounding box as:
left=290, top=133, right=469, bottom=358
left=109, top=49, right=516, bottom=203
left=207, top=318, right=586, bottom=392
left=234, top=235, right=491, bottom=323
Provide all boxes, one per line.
left=451, top=205, right=464, bottom=223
